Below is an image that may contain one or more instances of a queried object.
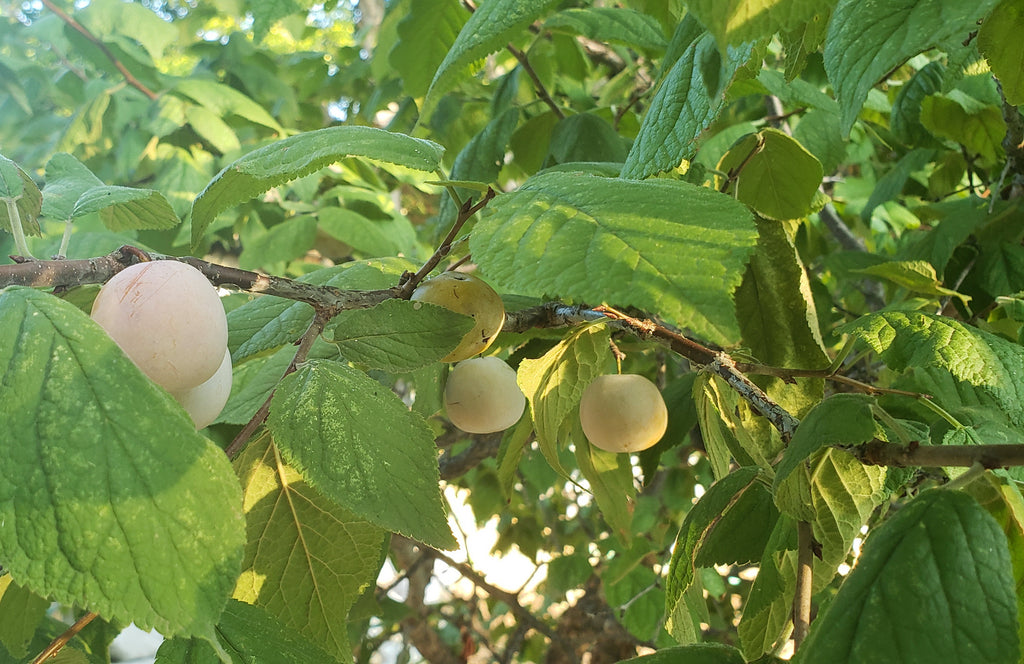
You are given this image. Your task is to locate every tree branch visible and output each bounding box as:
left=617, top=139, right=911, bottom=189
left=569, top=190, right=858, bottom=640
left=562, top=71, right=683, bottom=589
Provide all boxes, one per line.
left=40, top=0, right=158, bottom=100
left=855, top=441, right=1024, bottom=469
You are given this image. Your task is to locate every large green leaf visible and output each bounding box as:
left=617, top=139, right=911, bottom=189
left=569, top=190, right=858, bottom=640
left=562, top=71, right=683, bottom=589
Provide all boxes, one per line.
left=774, top=394, right=877, bottom=486
left=173, top=79, right=283, bottom=134
left=388, top=0, right=467, bottom=99
left=978, top=0, right=1024, bottom=106
left=0, top=153, right=41, bottom=236
left=543, top=7, right=667, bottom=52
left=471, top=172, right=758, bottom=344
left=0, top=287, right=244, bottom=642
left=324, top=299, right=474, bottom=373
left=689, top=0, right=836, bottom=47
left=191, top=127, right=445, bottom=249
left=267, top=360, right=456, bottom=550
left=621, top=30, right=753, bottom=180
left=232, top=434, right=386, bottom=661
left=794, top=490, right=1018, bottom=664
left=665, top=468, right=775, bottom=641
left=920, top=91, right=1006, bottom=165
left=824, top=0, right=1000, bottom=135
left=419, top=0, right=561, bottom=122
left=572, top=422, right=636, bottom=544
left=717, top=130, right=824, bottom=221
left=517, top=325, right=610, bottom=476
left=842, top=311, right=1024, bottom=425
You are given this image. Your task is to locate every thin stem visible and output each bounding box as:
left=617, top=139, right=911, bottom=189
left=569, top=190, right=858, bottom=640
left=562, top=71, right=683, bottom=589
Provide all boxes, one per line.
left=3, top=196, right=33, bottom=259
left=793, top=522, right=814, bottom=649
left=507, top=44, right=565, bottom=119
left=31, top=611, right=98, bottom=664
left=40, top=0, right=158, bottom=100
left=57, top=222, right=74, bottom=258
left=917, top=395, right=964, bottom=429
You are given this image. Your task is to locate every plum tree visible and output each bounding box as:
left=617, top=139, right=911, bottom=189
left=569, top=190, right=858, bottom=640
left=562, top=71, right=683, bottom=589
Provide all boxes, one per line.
left=171, top=348, right=233, bottom=429
left=411, top=272, right=505, bottom=362
left=90, top=260, right=228, bottom=392
left=444, top=356, right=526, bottom=434
left=579, top=374, right=668, bottom=453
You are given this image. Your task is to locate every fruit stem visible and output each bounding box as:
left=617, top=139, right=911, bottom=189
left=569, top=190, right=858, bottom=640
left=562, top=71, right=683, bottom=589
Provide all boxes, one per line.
left=3, top=195, right=34, bottom=259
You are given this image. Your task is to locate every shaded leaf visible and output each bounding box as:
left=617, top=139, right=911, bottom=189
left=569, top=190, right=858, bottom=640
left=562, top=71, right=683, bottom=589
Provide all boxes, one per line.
left=0, top=153, right=41, bottom=236
left=687, top=0, right=838, bottom=48
left=389, top=0, right=467, bottom=99
left=978, top=0, right=1024, bottom=105
left=544, top=8, right=667, bottom=52
left=775, top=394, right=877, bottom=485
left=718, top=130, right=824, bottom=221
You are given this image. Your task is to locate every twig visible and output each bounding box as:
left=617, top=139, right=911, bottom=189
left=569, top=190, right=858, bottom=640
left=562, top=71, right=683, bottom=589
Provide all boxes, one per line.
left=398, top=188, right=496, bottom=298
left=31, top=611, right=97, bottom=664
left=224, top=308, right=330, bottom=458
left=40, top=0, right=158, bottom=100
left=855, top=441, right=1024, bottom=469
left=507, top=44, right=566, bottom=120
left=438, top=433, right=504, bottom=479
left=432, top=549, right=580, bottom=663
left=792, top=522, right=814, bottom=649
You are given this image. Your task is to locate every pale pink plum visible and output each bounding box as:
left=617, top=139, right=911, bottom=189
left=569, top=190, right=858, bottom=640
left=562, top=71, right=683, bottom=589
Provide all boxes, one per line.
left=444, top=357, right=526, bottom=434
left=171, top=348, right=232, bottom=429
left=579, top=374, right=668, bottom=453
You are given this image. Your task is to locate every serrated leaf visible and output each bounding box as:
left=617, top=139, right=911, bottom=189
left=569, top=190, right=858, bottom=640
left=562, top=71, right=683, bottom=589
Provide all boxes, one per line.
left=841, top=311, right=1024, bottom=425
left=232, top=434, right=386, bottom=661
left=191, top=127, right=444, bottom=249
left=543, top=8, right=667, bottom=52
left=516, top=325, right=610, bottom=476
left=389, top=0, right=467, bottom=99
left=420, top=0, right=561, bottom=122
left=71, top=185, right=179, bottom=231
left=0, top=153, right=41, bottom=236
left=267, top=360, right=456, bottom=550
left=718, top=130, right=824, bottom=220
left=665, top=468, right=774, bottom=641
left=824, top=0, right=1000, bottom=135
left=687, top=0, right=837, bottom=48
left=0, top=287, right=244, bottom=641
left=794, top=490, right=1019, bottom=664
left=173, top=79, right=283, bottom=134
left=185, top=105, right=241, bottom=155
left=737, top=521, right=799, bottom=659
left=978, top=0, right=1024, bottom=106
left=41, top=153, right=104, bottom=223
left=239, top=216, right=318, bottom=270
left=621, top=32, right=753, bottom=180
left=775, top=394, right=877, bottom=486
left=471, top=171, right=758, bottom=344
left=324, top=299, right=473, bottom=373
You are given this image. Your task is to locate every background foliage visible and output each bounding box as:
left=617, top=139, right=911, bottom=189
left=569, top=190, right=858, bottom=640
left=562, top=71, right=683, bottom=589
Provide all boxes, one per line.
left=3, top=0, right=1024, bottom=663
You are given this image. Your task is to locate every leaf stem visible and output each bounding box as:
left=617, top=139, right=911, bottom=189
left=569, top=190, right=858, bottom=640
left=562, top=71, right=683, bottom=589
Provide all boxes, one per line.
left=3, top=196, right=33, bottom=259
left=793, top=521, right=814, bottom=649
left=31, top=611, right=97, bottom=664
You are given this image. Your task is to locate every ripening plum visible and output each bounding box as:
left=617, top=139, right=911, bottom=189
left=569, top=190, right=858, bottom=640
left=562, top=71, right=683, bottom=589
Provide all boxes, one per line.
left=579, top=374, right=668, bottom=453
left=411, top=271, right=505, bottom=362
left=91, top=260, right=228, bottom=392
left=444, top=356, right=526, bottom=434
left=170, top=348, right=232, bottom=429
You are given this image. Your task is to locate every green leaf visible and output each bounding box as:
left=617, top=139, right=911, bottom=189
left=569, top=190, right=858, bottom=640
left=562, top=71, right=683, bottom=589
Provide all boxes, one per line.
left=238, top=216, right=318, bottom=270
left=687, top=0, right=837, bottom=48
left=920, top=91, right=1006, bottom=165
left=0, top=577, right=48, bottom=658
left=853, top=259, right=970, bottom=304
left=978, top=0, right=1024, bottom=105
left=267, top=360, right=456, bottom=550
left=794, top=490, right=1019, bottom=664
left=324, top=299, right=474, bottom=373
left=0, top=153, right=42, bottom=236
left=860, top=148, right=935, bottom=222
left=891, top=62, right=945, bottom=145
left=737, top=523, right=798, bottom=659
left=471, top=171, right=758, bottom=344
left=185, top=105, right=241, bottom=155
left=620, top=643, right=746, bottom=664
left=842, top=311, right=1024, bottom=425
left=718, top=129, right=824, bottom=220
left=824, top=0, right=1001, bottom=135
left=0, top=287, right=244, bottom=641
left=389, top=0, right=467, bottom=98
left=516, top=325, right=610, bottom=476
left=543, top=8, right=668, bottom=52
left=420, top=0, right=561, bottom=122
left=573, top=425, right=636, bottom=544
left=774, top=394, right=877, bottom=486
left=232, top=434, right=386, bottom=661
left=191, top=127, right=445, bottom=249
left=41, top=153, right=105, bottom=223
left=665, top=468, right=775, bottom=641
left=547, top=112, right=629, bottom=164
left=173, top=79, right=283, bottom=134
left=71, top=185, right=180, bottom=231
left=621, top=32, right=753, bottom=180
left=317, top=207, right=417, bottom=258
left=156, top=599, right=342, bottom=664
